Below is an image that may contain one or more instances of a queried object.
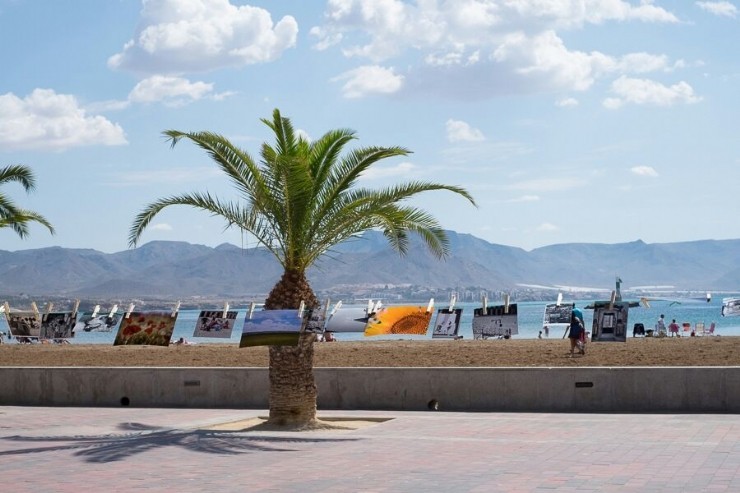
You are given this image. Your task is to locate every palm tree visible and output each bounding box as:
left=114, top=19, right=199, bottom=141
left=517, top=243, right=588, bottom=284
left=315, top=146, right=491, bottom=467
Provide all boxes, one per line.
left=0, top=165, right=54, bottom=238
left=129, top=109, right=476, bottom=428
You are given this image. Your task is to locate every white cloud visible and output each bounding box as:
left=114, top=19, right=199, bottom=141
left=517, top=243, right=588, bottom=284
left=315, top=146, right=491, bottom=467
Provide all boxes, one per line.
left=150, top=223, right=174, bottom=232
left=696, top=1, right=738, bottom=17
left=496, top=30, right=615, bottom=92
left=108, top=167, right=222, bottom=186
left=332, top=65, right=404, bottom=98
left=313, top=0, right=678, bottom=62
left=312, top=0, right=681, bottom=100
left=631, top=165, right=659, bottom=177
left=555, top=97, right=578, bottom=107
left=507, top=177, right=588, bottom=193
left=0, top=89, right=127, bottom=151
left=510, top=194, right=540, bottom=202
left=359, top=162, right=416, bottom=181
left=108, top=0, right=298, bottom=75
left=603, top=76, right=702, bottom=109
left=536, top=222, right=559, bottom=232
left=504, top=0, right=679, bottom=26
left=446, top=119, right=485, bottom=142
left=128, top=75, right=233, bottom=107
left=295, top=129, right=312, bottom=142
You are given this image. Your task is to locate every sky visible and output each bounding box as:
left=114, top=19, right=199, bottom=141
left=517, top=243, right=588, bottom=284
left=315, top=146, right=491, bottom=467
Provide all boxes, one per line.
left=1, top=0, right=738, bottom=254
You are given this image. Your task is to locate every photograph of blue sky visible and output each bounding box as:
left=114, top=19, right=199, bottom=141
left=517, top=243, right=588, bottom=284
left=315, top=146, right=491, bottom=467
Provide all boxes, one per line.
left=242, top=309, right=303, bottom=334
left=1, top=1, right=738, bottom=253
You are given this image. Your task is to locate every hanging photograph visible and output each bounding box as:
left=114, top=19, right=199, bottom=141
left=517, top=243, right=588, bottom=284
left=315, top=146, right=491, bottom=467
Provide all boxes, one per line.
left=113, top=311, right=178, bottom=346
left=324, top=306, right=370, bottom=333
left=432, top=308, right=463, bottom=339
left=721, top=297, right=740, bottom=317
left=193, top=310, right=238, bottom=338
left=364, top=305, right=432, bottom=336
left=543, top=303, right=574, bottom=325
left=472, top=304, right=519, bottom=339
left=6, top=312, right=41, bottom=340
left=591, top=303, right=629, bottom=342
left=73, top=311, right=122, bottom=333
left=304, top=310, right=326, bottom=333
left=240, top=309, right=306, bottom=347
left=40, top=312, right=76, bottom=340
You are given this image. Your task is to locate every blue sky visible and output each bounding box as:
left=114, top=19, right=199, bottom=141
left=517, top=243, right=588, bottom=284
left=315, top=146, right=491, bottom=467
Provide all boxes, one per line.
left=1, top=0, right=738, bottom=253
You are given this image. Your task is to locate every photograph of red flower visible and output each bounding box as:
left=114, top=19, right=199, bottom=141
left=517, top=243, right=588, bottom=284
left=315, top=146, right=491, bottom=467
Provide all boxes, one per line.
left=113, top=311, right=178, bottom=346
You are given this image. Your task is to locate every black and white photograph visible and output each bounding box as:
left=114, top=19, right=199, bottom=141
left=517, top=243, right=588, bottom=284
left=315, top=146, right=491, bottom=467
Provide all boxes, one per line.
left=6, top=312, right=41, bottom=341
left=432, top=308, right=463, bottom=339
left=472, top=304, right=518, bottom=339
left=73, top=311, right=122, bottom=333
left=591, top=303, right=629, bottom=342
left=40, top=312, right=76, bottom=340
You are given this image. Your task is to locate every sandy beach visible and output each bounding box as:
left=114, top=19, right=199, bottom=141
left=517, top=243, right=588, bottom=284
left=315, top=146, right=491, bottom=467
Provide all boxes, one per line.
left=1, top=336, right=738, bottom=367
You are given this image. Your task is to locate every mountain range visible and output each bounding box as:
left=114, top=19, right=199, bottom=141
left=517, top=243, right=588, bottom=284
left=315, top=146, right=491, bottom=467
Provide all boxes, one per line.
left=1, top=230, right=738, bottom=300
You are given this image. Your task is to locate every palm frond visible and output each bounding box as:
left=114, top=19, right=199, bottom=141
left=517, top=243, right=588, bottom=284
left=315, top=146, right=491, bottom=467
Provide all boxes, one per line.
left=0, top=165, right=35, bottom=191
left=0, top=209, right=55, bottom=238
left=133, top=109, right=475, bottom=275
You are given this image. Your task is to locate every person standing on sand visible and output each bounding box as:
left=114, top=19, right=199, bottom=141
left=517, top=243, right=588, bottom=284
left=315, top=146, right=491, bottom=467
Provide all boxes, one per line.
left=656, top=314, right=667, bottom=336
left=567, top=310, right=585, bottom=357
left=669, top=319, right=680, bottom=337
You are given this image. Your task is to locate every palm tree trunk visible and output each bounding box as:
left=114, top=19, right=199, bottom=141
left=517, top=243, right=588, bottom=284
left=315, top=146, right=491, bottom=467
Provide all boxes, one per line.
left=267, top=332, right=317, bottom=426
left=264, top=269, right=320, bottom=427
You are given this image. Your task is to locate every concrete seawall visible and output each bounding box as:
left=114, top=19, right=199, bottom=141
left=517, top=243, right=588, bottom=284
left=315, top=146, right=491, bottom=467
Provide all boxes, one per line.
left=1, top=367, right=738, bottom=412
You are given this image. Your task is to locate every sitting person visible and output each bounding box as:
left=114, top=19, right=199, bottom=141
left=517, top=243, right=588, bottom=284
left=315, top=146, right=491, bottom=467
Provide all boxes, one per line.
left=323, top=331, right=336, bottom=342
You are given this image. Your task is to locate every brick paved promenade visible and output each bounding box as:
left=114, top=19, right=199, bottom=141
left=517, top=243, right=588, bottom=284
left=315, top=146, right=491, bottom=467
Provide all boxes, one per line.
left=1, top=406, right=739, bottom=492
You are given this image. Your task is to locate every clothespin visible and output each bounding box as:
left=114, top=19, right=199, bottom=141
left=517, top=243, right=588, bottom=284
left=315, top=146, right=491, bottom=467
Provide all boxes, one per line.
left=248, top=302, right=256, bottom=320
left=609, top=290, right=616, bottom=310
left=3, top=301, right=10, bottom=320
left=640, top=297, right=651, bottom=309
left=556, top=292, right=563, bottom=306
left=426, top=298, right=434, bottom=313
left=72, top=300, right=80, bottom=318
left=298, top=300, right=305, bottom=318
left=481, top=294, right=488, bottom=313
left=322, top=298, right=331, bottom=319
left=366, top=299, right=374, bottom=315
left=504, top=294, right=510, bottom=314
left=171, top=301, right=181, bottom=317
left=125, top=303, right=135, bottom=319
left=31, top=302, right=40, bottom=320
left=222, top=301, right=230, bottom=319
left=45, top=302, right=54, bottom=315
left=91, top=305, right=100, bottom=318
left=449, top=293, right=456, bottom=312
left=372, top=300, right=382, bottom=313
left=108, top=304, right=118, bottom=318
left=330, top=300, right=343, bottom=316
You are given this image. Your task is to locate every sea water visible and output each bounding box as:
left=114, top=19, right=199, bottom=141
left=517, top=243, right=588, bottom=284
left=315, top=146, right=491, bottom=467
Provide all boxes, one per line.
left=1, top=297, right=738, bottom=344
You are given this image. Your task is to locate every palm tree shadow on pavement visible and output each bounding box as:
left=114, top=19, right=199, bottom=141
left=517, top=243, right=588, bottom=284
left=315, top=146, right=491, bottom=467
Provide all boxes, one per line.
left=0, top=422, right=360, bottom=463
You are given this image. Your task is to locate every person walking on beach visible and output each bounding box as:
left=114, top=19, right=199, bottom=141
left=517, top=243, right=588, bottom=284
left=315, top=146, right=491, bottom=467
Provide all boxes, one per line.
left=668, top=319, right=680, bottom=337
left=567, top=309, right=585, bottom=357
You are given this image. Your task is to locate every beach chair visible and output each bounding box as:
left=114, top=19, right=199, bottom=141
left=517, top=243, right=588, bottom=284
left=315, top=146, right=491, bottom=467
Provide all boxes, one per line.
left=633, top=323, right=645, bottom=337
left=707, top=322, right=716, bottom=336
left=695, top=322, right=705, bottom=336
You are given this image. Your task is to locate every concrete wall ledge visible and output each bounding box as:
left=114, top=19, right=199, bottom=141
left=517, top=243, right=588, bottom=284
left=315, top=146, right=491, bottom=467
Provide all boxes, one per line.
left=1, top=366, right=738, bottom=412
